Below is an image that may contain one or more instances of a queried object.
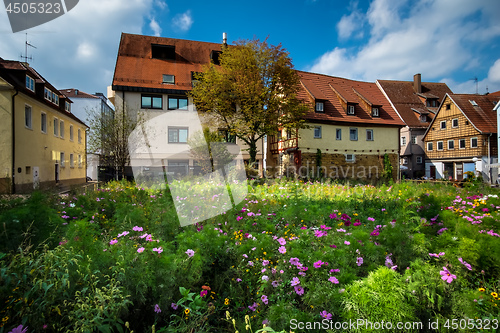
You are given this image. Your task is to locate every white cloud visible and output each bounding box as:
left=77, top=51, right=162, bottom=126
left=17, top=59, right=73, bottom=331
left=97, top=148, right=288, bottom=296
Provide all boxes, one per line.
left=76, top=42, right=97, bottom=61
left=172, top=10, right=193, bottom=32
left=150, top=17, right=162, bottom=37
left=337, top=8, right=364, bottom=40
left=155, top=0, right=168, bottom=10
left=309, top=0, right=500, bottom=93
left=488, top=59, right=500, bottom=83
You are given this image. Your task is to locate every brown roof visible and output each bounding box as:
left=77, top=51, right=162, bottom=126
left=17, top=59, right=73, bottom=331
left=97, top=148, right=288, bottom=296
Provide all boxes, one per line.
left=449, top=94, right=500, bottom=133
left=297, top=71, right=405, bottom=127
left=61, top=88, right=100, bottom=99
left=489, top=90, right=500, bottom=97
left=112, top=33, right=225, bottom=93
left=377, top=79, right=452, bottom=128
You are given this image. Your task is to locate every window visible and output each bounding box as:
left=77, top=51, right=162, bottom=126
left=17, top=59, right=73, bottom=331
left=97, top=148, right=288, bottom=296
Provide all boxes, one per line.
left=69, top=125, right=74, bottom=141
left=78, top=129, right=82, bottom=144
left=346, top=154, right=355, bottom=162
left=366, top=129, right=374, bottom=141
left=44, top=88, right=59, bottom=105
left=60, top=121, right=64, bottom=138
left=60, top=152, right=65, bottom=167
left=152, top=44, right=175, bottom=60
left=168, top=127, right=188, bottom=143
left=437, top=141, right=444, bottom=151
left=70, top=154, right=74, bottom=168
left=402, top=157, right=408, bottom=165
left=440, top=121, right=446, bottom=129
left=314, top=126, right=322, bottom=139
left=448, top=140, right=454, bottom=150
left=347, top=105, right=355, bottom=115
left=459, top=139, right=466, bottom=149
left=26, top=75, right=34, bottom=91
left=401, top=136, right=406, bottom=145
left=336, top=128, right=342, bottom=140
left=372, top=107, right=379, bottom=117
left=452, top=118, right=459, bottom=128
left=416, top=156, right=423, bottom=164
left=163, top=74, right=175, bottom=84
left=471, top=137, right=478, bottom=148
left=315, top=101, right=324, bottom=112
left=141, top=94, right=162, bottom=109
left=78, top=155, right=82, bottom=168
left=25, top=166, right=31, bottom=174
left=411, top=135, right=417, bottom=144
left=446, top=104, right=451, bottom=110
left=41, top=112, right=47, bottom=133
left=65, top=101, right=71, bottom=112
left=285, top=128, right=292, bottom=140
left=54, top=118, right=59, bottom=136
left=25, top=105, right=32, bottom=129
left=419, top=115, right=427, bottom=122
left=427, top=142, right=433, bottom=151
left=349, top=128, right=358, bottom=141
left=168, top=96, right=188, bottom=110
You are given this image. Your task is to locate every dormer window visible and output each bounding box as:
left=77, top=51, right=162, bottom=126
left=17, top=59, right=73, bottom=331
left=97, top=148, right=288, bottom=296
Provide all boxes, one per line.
left=372, top=107, right=379, bottom=117
left=419, top=115, right=427, bottom=122
left=426, top=99, right=437, bottom=107
left=65, top=101, right=71, bottom=112
left=347, top=104, right=355, bottom=115
left=44, top=87, right=59, bottom=105
left=315, top=101, right=324, bottom=112
left=25, top=75, right=34, bottom=92
left=211, top=50, right=222, bottom=65
left=163, top=74, right=175, bottom=84
left=152, top=44, right=175, bottom=60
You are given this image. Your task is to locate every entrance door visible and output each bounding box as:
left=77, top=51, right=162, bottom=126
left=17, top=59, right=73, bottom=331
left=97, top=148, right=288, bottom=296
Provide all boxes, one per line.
left=430, top=166, right=436, bottom=179
left=456, top=163, right=463, bottom=181
left=55, top=164, right=59, bottom=183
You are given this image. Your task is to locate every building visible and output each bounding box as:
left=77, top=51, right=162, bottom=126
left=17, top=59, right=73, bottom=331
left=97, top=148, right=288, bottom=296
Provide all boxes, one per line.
left=60, top=89, right=114, bottom=181
left=0, top=59, right=87, bottom=193
left=267, top=71, right=405, bottom=180
left=423, top=93, right=500, bottom=182
left=108, top=33, right=264, bottom=179
left=377, top=75, right=452, bottom=178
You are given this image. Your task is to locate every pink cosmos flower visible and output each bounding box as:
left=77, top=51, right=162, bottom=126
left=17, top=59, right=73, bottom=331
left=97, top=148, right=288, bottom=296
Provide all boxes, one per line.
left=344, top=241, right=350, bottom=245
left=171, top=303, right=178, bottom=310
left=236, top=216, right=243, bottom=221
left=328, top=276, right=339, bottom=284
left=137, top=247, right=145, bottom=253
left=289, top=257, right=300, bottom=266
left=458, top=258, right=472, bottom=271
left=353, top=222, right=361, bottom=226
left=132, top=226, right=143, bottom=232
left=294, top=285, right=304, bottom=295
left=248, top=302, right=258, bottom=311
left=320, top=310, right=332, bottom=320
left=263, top=260, right=270, bottom=266
left=277, top=237, right=286, bottom=245
left=261, top=294, right=268, bottom=305
left=356, top=257, right=363, bottom=266
left=367, top=217, right=375, bottom=222
left=313, top=260, right=324, bottom=268
left=154, top=304, right=161, bottom=313
left=278, top=246, right=286, bottom=254
left=440, top=267, right=457, bottom=283
left=200, top=290, right=208, bottom=297
left=291, top=277, right=300, bottom=286
left=153, top=247, right=163, bottom=254
left=109, top=239, right=118, bottom=245
left=185, top=249, right=195, bottom=257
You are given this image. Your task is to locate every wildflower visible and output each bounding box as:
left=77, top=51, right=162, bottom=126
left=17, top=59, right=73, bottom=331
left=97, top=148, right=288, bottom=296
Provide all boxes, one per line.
left=491, top=292, right=498, bottom=298
left=320, top=311, right=332, bottom=320
left=200, top=290, right=208, bottom=297
left=224, top=298, right=230, bottom=305
left=289, top=257, right=300, bottom=266
left=109, top=239, right=118, bottom=245
left=272, top=280, right=280, bottom=288
left=330, top=244, right=337, bottom=248
left=117, top=231, right=130, bottom=238
left=370, top=229, right=380, bottom=236
left=154, top=304, right=161, bottom=313
left=328, top=276, right=339, bottom=284
left=313, top=260, right=324, bottom=268
left=353, top=221, right=361, bottom=226
left=440, top=267, right=457, bottom=283
left=248, top=261, right=254, bottom=266
left=236, top=278, right=242, bottom=282
left=261, top=295, right=268, bottom=305
left=184, top=308, right=190, bottom=315
left=277, top=237, right=286, bottom=245
left=171, top=303, right=178, bottom=310
left=367, top=217, right=375, bottom=222
left=248, top=302, right=258, bottom=312
left=294, top=285, right=304, bottom=295
left=278, top=246, right=286, bottom=254
left=458, top=258, right=472, bottom=271
left=356, top=257, right=363, bottom=266
left=437, top=228, right=448, bottom=235
left=330, top=268, right=340, bottom=273
left=262, top=319, right=269, bottom=326
left=291, top=277, right=300, bottom=286
left=137, top=247, right=145, bottom=253
left=236, top=216, right=243, bottom=221
left=344, top=241, right=350, bottom=245
left=262, top=275, right=269, bottom=281
left=479, top=288, right=485, bottom=292
left=153, top=247, right=163, bottom=254
left=186, top=249, right=195, bottom=257
left=132, top=226, right=143, bottom=232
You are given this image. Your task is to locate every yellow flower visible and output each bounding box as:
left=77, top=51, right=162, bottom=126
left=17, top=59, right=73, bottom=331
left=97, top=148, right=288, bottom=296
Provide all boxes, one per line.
left=224, top=298, right=230, bottom=305
left=491, top=292, right=498, bottom=298
left=479, top=288, right=485, bottom=292
left=184, top=308, right=190, bottom=315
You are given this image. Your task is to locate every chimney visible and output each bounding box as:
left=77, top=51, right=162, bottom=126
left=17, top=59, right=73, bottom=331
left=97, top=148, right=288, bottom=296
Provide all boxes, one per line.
left=223, top=32, right=227, bottom=46
left=413, top=73, right=422, bottom=93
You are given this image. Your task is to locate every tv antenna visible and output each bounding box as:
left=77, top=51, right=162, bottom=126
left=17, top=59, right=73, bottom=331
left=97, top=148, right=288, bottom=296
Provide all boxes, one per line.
left=21, top=32, right=37, bottom=63
left=470, top=76, right=478, bottom=94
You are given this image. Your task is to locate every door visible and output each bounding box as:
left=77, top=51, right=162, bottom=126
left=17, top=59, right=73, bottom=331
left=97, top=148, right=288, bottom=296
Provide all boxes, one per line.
left=456, top=163, right=463, bottom=181
left=55, top=164, right=59, bottom=183
left=430, top=166, right=436, bottom=179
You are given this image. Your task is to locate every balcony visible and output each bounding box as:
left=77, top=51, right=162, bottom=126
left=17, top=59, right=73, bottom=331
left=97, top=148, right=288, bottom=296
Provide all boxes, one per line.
left=270, top=137, right=298, bottom=154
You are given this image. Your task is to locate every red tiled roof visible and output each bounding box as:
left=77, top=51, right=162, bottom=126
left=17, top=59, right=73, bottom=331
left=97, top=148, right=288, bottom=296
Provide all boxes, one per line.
left=377, top=79, right=452, bottom=128
left=112, top=33, right=225, bottom=92
left=297, top=71, right=405, bottom=127
left=61, top=88, right=99, bottom=99
left=489, top=90, right=500, bottom=97
left=449, top=94, right=500, bottom=133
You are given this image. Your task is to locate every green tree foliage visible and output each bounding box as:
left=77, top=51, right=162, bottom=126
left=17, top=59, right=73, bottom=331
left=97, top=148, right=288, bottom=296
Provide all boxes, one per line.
left=187, top=128, right=234, bottom=174
left=189, top=38, right=309, bottom=166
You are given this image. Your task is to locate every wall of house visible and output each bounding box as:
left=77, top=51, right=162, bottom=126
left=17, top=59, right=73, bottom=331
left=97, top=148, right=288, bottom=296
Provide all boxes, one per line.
left=14, top=92, right=86, bottom=192
left=0, top=87, right=13, bottom=193
left=400, top=127, right=426, bottom=178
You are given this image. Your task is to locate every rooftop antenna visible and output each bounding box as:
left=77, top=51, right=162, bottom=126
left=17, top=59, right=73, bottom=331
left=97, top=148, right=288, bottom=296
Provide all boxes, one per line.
left=21, top=32, right=36, bottom=64
left=470, top=76, right=478, bottom=94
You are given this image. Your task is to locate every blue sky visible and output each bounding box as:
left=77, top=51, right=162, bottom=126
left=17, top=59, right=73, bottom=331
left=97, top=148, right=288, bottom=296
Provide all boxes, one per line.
left=1, top=0, right=499, bottom=98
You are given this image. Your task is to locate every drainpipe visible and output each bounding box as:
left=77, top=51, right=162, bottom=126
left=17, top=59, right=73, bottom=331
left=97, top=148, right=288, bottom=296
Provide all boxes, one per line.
left=11, top=88, right=18, bottom=194
left=488, top=133, right=492, bottom=184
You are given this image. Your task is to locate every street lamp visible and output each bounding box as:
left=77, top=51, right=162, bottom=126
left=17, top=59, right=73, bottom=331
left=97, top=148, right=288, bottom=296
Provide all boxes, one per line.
left=472, top=157, right=478, bottom=179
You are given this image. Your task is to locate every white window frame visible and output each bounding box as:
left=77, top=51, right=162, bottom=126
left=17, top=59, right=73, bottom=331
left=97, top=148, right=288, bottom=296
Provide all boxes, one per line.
left=25, top=104, right=32, bottom=129
left=440, top=120, right=446, bottom=130
left=347, top=105, right=355, bottom=115
left=437, top=141, right=444, bottom=151
left=402, top=157, right=408, bottom=165
left=372, top=107, right=379, bottom=117
left=448, top=140, right=454, bottom=150
left=459, top=139, right=466, bottom=149
left=60, top=120, right=64, bottom=139
left=471, top=137, right=478, bottom=148
left=401, top=136, right=406, bottom=145
left=349, top=128, right=358, bottom=141
left=53, top=118, right=59, bottom=136
left=70, top=154, right=74, bottom=168
left=427, top=142, right=433, bottom=151
left=65, top=101, right=71, bottom=112
left=452, top=118, right=459, bottom=128
left=60, top=152, right=65, bottom=167
left=26, top=75, right=34, bottom=92
left=366, top=129, right=374, bottom=141
left=336, top=128, right=341, bottom=140
left=346, top=154, right=355, bottom=162
left=411, top=135, right=417, bottom=144
left=69, top=125, right=74, bottom=141
left=78, top=155, right=83, bottom=168
left=163, top=74, right=175, bottom=84
left=313, top=126, right=322, bottom=139
left=41, top=112, right=47, bottom=133
left=416, top=156, right=423, bottom=164
left=315, top=101, right=324, bottom=112
left=168, top=127, right=189, bottom=143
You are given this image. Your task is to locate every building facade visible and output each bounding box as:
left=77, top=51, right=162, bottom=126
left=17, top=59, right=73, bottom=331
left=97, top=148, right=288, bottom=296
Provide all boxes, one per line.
left=377, top=75, right=452, bottom=179
left=423, top=93, right=500, bottom=183
left=0, top=59, right=87, bottom=193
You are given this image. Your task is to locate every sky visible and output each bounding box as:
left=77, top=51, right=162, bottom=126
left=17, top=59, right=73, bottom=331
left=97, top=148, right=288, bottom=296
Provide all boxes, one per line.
left=1, top=0, right=499, bottom=99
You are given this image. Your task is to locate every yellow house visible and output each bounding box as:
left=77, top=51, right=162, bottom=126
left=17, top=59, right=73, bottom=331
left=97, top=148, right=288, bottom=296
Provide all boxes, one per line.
left=0, top=59, right=87, bottom=193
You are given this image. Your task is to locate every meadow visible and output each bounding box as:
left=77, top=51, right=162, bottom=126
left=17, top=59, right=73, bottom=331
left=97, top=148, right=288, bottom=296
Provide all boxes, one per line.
left=0, top=179, right=499, bottom=332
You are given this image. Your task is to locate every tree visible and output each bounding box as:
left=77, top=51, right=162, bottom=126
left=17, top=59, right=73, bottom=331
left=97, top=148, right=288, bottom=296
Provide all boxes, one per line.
left=189, top=38, right=309, bottom=168
left=86, top=105, right=139, bottom=180
left=188, top=127, right=235, bottom=174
